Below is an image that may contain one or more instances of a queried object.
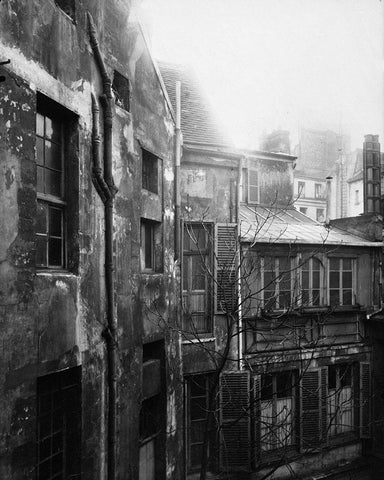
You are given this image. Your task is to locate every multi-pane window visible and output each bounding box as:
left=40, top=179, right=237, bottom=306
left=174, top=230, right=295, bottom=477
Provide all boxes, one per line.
left=186, top=375, right=213, bottom=470
left=142, top=149, right=159, bottom=194
left=248, top=169, right=259, bottom=203
left=314, top=183, right=323, bottom=198
left=298, top=181, right=305, bottom=197
left=260, top=371, right=295, bottom=451
left=140, top=219, right=162, bottom=273
left=36, top=367, right=81, bottom=480
left=329, top=258, right=354, bottom=306
left=301, top=257, right=321, bottom=306
left=182, top=224, right=211, bottom=333
left=316, top=208, right=325, bottom=222
left=262, top=256, right=292, bottom=310
left=328, top=364, right=354, bottom=436
left=36, top=108, right=65, bottom=269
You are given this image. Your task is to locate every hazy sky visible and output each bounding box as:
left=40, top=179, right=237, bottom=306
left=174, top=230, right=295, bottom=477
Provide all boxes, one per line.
left=139, top=0, right=382, bottom=150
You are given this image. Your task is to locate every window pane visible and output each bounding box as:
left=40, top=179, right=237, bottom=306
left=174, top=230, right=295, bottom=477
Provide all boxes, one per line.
left=342, top=272, right=352, bottom=289
left=45, top=116, right=61, bottom=142
left=49, top=238, right=62, bottom=266
left=312, top=271, right=320, bottom=289
left=36, top=236, right=47, bottom=266
left=190, top=419, right=205, bottom=443
left=144, top=224, right=153, bottom=269
left=328, top=366, right=336, bottom=389
left=36, top=136, right=45, bottom=165
left=342, top=258, right=352, bottom=270
left=46, top=169, right=62, bottom=197
left=340, top=365, right=352, bottom=387
left=182, top=255, right=189, bottom=290
left=45, top=140, right=62, bottom=171
left=330, top=289, right=339, bottom=306
left=190, top=397, right=206, bottom=420
left=249, top=186, right=258, bottom=202
left=276, top=372, right=291, bottom=398
left=36, top=113, right=45, bottom=136
left=190, top=376, right=206, bottom=397
left=191, top=257, right=205, bottom=290
left=36, top=202, right=47, bottom=234
left=312, top=289, right=320, bottom=306
left=329, top=258, right=339, bottom=271
left=342, top=290, right=352, bottom=305
left=330, top=271, right=339, bottom=288
left=261, top=375, right=273, bottom=400
left=49, top=207, right=62, bottom=237
left=190, top=444, right=203, bottom=468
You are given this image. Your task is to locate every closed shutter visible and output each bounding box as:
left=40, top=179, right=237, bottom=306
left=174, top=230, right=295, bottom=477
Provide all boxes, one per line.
left=360, top=362, right=371, bottom=438
left=320, top=367, right=328, bottom=444
left=253, top=375, right=261, bottom=465
left=301, top=368, right=321, bottom=450
left=215, top=224, right=238, bottom=313
left=220, top=371, right=250, bottom=471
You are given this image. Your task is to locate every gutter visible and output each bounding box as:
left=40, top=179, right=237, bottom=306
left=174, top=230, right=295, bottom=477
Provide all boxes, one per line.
left=88, top=12, right=118, bottom=480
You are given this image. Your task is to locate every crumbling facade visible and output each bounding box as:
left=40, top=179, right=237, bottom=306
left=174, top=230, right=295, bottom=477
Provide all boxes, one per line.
left=0, top=2, right=183, bottom=479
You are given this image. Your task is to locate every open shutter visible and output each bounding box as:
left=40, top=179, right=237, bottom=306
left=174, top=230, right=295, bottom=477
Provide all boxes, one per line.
left=301, top=368, right=321, bottom=451
left=220, top=371, right=250, bottom=471
left=253, top=374, right=261, bottom=466
left=360, top=362, right=371, bottom=438
left=215, top=224, right=238, bottom=313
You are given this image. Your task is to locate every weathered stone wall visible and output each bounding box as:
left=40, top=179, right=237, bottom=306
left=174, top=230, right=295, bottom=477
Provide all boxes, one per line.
left=0, top=1, right=182, bottom=479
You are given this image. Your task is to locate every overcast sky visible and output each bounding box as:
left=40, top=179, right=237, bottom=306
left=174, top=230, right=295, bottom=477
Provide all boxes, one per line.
left=139, top=0, right=383, bottom=151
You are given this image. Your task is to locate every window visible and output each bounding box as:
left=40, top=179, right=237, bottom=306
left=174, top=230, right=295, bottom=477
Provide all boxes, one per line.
left=260, top=371, right=295, bottom=452
left=35, top=95, right=79, bottom=271
left=186, top=375, right=214, bottom=471
left=299, top=207, right=307, bottom=215
left=316, top=208, right=325, bottom=222
left=142, top=149, right=159, bottom=194
left=182, top=224, right=211, bottom=332
left=112, top=70, right=130, bottom=112
left=248, top=169, right=259, bottom=203
left=140, top=219, right=162, bottom=272
left=355, top=189, right=360, bottom=205
left=262, top=256, right=292, bottom=310
left=328, top=364, right=354, bottom=436
left=140, top=342, right=165, bottom=480
left=36, top=367, right=81, bottom=480
left=300, top=257, right=321, bottom=306
left=329, top=258, right=354, bottom=306
left=314, top=183, right=323, bottom=199
left=298, top=181, right=305, bottom=197
left=55, top=0, right=75, bottom=20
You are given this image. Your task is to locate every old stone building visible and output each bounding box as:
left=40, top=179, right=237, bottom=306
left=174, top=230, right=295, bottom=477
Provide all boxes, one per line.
left=0, top=2, right=183, bottom=479
left=160, top=62, right=382, bottom=480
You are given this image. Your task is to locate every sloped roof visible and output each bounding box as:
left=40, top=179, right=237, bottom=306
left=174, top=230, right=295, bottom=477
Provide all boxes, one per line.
left=158, top=61, right=232, bottom=146
left=240, top=205, right=381, bottom=247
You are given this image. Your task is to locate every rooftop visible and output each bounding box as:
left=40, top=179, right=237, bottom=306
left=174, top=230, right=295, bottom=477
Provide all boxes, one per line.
left=240, top=205, right=381, bottom=247
left=158, top=61, right=232, bottom=147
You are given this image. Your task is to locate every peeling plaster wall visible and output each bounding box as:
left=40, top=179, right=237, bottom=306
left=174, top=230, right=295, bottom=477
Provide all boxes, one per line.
left=0, top=1, right=182, bottom=479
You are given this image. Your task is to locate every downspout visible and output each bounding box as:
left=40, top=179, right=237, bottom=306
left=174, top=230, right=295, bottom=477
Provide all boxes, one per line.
left=175, top=81, right=182, bottom=260
left=237, top=156, right=244, bottom=369
left=88, top=12, right=118, bottom=480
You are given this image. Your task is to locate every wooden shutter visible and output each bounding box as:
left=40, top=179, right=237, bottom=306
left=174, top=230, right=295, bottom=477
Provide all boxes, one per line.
left=253, top=374, right=261, bottom=465
left=220, top=371, right=250, bottom=471
left=215, top=224, right=238, bottom=313
left=320, top=367, right=328, bottom=444
left=360, top=362, right=371, bottom=438
left=301, top=368, right=321, bottom=450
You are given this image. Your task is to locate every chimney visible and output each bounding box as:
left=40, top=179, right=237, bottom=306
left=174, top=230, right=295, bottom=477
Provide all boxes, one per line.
left=363, top=134, right=381, bottom=214
left=325, top=176, right=333, bottom=223
left=260, top=130, right=291, bottom=154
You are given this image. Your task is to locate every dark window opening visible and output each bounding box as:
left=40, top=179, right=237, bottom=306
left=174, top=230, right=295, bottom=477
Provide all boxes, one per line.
left=140, top=219, right=162, bottom=273
left=54, top=0, right=75, bottom=20
left=112, top=71, right=130, bottom=112
left=36, top=366, right=81, bottom=480
left=142, top=149, right=159, bottom=194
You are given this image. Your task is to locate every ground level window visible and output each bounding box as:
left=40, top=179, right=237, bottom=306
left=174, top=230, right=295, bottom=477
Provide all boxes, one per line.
left=36, top=366, right=81, bottom=480
left=260, top=371, right=295, bottom=452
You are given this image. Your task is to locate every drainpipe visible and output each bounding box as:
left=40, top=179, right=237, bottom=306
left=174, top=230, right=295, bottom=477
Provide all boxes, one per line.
left=175, top=81, right=181, bottom=260
left=88, top=12, right=118, bottom=480
left=325, top=176, right=333, bottom=224
left=237, top=156, right=244, bottom=369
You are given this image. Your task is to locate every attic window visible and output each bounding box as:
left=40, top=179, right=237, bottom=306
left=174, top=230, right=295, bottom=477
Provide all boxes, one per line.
left=55, top=0, right=75, bottom=20
left=112, top=71, right=131, bottom=112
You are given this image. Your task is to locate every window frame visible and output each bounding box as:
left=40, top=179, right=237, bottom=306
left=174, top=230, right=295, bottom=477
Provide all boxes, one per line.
left=140, top=219, right=163, bottom=273
left=314, top=183, right=323, bottom=199
left=328, top=364, right=355, bottom=437
left=297, top=181, right=305, bottom=197
left=261, top=256, right=294, bottom=310
left=182, top=223, right=212, bottom=333
left=328, top=257, right=356, bottom=306
left=142, top=148, right=160, bottom=194
left=248, top=169, right=259, bottom=204
left=299, top=256, right=323, bottom=307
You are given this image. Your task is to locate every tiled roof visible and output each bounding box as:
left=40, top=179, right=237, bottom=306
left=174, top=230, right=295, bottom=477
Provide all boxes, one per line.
left=240, top=205, right=380, bottom=247
left=158, top=61, right=232, bottom=146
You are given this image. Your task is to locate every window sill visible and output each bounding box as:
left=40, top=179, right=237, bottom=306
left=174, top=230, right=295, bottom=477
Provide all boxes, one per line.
left=182, top=336, right=215, bottom=345
left=36, top=270, right=77, bottom=278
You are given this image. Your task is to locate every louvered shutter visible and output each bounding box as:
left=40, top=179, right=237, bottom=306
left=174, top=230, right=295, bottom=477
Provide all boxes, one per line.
left=253, top=375, right=261, bottom=465
left=320, top=367, right=328, bottom=444
left=220, top=371, right=251, bottom=471
left=360, top=362, right=371, bottom=438
left=301, top=368, right=321, bottom=450
left=215, top=224, right=238, bottom=313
